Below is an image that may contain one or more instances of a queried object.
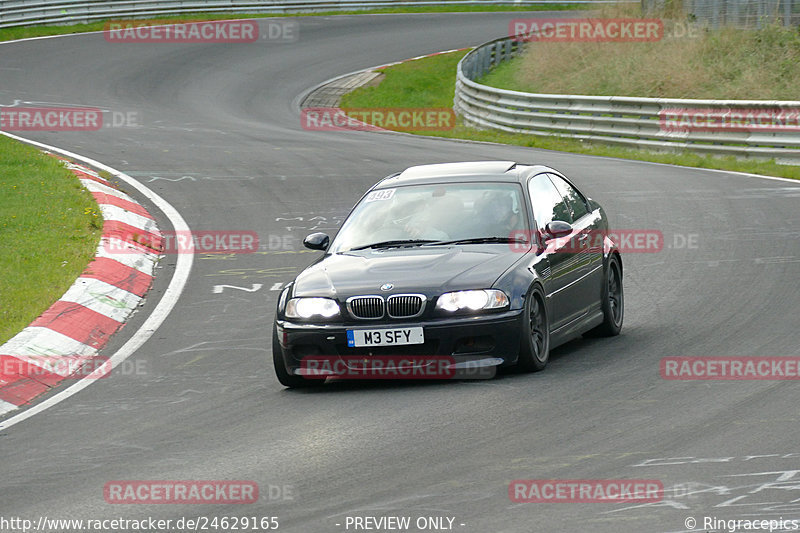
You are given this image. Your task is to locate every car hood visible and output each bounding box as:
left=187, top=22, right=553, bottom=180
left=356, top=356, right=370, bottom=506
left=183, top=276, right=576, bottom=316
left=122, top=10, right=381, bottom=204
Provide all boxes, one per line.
left=292, top=246, right=523, bottom=299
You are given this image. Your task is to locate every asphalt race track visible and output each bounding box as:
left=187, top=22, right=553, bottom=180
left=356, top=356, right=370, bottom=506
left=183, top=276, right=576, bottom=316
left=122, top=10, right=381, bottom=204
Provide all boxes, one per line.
left=2, top=13, right=800, bottom=533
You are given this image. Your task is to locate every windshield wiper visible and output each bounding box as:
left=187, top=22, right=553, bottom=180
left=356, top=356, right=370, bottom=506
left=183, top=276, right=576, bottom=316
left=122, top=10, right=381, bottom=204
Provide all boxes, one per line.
left=348, top=239, right=438, bottom=251
left=423, top=236, right=530, bottom=246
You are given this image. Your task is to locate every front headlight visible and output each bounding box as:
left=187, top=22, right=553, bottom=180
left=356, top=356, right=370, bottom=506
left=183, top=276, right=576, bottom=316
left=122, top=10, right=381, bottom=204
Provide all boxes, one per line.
left=285, top=297, right=340, bottom=319
left=435, top=289, right=509, bottom=313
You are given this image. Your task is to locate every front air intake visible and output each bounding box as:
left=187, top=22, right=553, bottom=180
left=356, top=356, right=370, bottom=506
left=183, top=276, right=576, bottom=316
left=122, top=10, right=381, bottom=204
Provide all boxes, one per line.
left=346, top=296, right=384, bottom=319
left=387, top=294, right=425, bottom=318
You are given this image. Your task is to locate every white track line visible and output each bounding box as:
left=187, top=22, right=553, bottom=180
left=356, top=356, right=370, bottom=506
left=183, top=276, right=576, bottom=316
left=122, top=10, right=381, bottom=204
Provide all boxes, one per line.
left=0, top=132, right=193, bottom=429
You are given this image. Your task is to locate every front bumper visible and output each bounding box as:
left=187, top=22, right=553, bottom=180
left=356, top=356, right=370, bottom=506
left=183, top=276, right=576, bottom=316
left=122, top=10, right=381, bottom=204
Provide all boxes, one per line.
left=274, top=309, right=524, bottom=379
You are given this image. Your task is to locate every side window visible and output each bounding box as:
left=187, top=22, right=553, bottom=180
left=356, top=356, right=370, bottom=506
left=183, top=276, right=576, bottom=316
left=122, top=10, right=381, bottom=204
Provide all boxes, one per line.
left=548, top=174, right=590, bottom=221
left=528, top=174, right=571, bottom=230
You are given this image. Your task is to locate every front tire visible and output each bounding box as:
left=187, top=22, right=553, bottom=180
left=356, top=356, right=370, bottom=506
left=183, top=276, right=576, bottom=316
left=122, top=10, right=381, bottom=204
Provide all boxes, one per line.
left=272, top=325, right=315, bottom=388
left=517, top=288, right=550, bottom=372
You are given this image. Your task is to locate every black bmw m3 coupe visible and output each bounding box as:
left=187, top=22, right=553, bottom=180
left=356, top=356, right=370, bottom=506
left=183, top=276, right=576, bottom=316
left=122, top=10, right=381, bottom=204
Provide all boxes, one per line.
left=273, top=161, right=623, bottom=387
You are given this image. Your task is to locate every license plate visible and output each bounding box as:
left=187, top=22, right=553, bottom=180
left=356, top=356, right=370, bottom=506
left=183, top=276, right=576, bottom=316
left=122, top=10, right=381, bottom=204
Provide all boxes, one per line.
left=346, top=327, right=424, bottom=348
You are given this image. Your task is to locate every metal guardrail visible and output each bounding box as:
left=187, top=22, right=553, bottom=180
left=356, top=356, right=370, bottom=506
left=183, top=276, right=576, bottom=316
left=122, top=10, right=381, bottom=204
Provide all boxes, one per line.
left=0, top=0, right=625, bottom=29
left=454, top=36, right=800, bottom=161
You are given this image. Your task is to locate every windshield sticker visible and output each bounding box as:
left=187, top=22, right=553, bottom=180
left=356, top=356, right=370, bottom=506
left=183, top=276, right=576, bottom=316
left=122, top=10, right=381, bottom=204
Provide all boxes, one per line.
left=364, top=189, right=395, bottom=202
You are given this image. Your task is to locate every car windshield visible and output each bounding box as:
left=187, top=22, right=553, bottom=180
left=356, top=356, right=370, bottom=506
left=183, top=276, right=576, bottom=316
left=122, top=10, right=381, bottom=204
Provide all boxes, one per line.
left=329, top=182, right=530, bottom=253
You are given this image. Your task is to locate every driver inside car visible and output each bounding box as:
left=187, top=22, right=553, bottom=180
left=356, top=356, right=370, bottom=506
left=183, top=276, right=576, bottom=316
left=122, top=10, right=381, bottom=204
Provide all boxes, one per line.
left=472, top=190, right=521, bottom=238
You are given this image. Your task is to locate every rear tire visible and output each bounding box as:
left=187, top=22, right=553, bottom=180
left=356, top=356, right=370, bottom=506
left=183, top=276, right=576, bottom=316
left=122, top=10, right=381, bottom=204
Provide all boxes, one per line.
left=272, top=325, right=315, bottom=388
left=588, top=256, right=623, bottom=337
left=517, top=288, right=550, bottom=372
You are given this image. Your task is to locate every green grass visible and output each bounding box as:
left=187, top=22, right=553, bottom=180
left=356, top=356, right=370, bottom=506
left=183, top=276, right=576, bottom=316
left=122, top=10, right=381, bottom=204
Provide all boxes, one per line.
left=342, top=51, right=465, bottom=110
left=0, top=136, right=103, bottom=345
left=339, top=50, right=800, bottom=180
left=481, top=24, right=800, bottom=100
left=0, top=5, right=581, bottom=43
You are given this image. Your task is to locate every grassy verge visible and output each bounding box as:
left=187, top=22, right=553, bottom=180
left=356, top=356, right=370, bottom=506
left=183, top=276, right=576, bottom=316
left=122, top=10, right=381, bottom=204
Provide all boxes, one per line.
left=339, top=50, right=800, bottom=180
left=0, top=5, right=581, bottom=42
left=0, top=136, right=103, bottom=345
left=481, top=25, right=800, bottom=100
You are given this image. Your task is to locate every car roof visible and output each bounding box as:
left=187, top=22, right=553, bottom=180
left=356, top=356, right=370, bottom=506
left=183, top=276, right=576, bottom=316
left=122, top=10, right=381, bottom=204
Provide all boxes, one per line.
left=376, top=161, right=555, bottom=188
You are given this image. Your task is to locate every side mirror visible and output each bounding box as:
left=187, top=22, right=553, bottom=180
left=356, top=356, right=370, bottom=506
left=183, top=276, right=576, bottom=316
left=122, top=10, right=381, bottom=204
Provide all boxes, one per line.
left=544, top=220, right=573, bottom=239
left=303, top=232, right=330, bottom=251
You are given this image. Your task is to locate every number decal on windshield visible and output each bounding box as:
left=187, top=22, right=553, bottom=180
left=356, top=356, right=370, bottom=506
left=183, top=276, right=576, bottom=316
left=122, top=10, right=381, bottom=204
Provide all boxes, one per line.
left=364, top=189, right=395, bottom=202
